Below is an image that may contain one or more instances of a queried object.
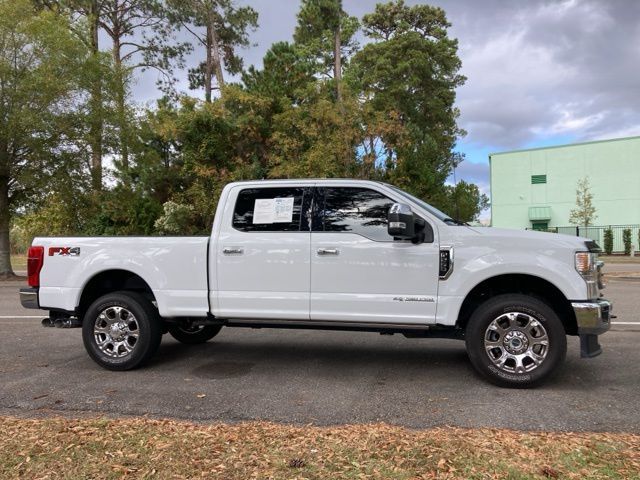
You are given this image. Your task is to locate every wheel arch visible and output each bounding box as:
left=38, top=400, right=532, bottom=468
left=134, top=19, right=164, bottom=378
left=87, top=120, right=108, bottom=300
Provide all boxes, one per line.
left=77, top=269, right=156, bottom=319
left=456, top=273, right=577, bottom=335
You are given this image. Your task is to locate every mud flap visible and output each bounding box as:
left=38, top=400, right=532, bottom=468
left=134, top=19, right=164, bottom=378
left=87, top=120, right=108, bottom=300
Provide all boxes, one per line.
left=580, top=334, right=602, bottom=358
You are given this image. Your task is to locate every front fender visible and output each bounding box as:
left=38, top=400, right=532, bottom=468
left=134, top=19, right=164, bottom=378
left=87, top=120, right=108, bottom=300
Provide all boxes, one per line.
left=436, top=251, right=587, bottom=326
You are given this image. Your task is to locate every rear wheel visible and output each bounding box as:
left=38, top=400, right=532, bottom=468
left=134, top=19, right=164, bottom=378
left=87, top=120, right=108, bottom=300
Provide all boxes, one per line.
left=168, top=321, right=222, bottom=344
left=82, top=291, right=162, bottom=371
left=465, top=294, right=567, bottom=388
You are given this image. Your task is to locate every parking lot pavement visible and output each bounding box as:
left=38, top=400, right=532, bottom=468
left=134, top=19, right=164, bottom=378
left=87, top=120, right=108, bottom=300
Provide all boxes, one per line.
left=0, top=276, right=639, bottom=432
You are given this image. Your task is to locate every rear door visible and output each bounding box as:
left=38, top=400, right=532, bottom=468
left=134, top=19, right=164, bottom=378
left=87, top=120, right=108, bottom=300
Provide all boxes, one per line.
left=214, top=185, right=312, bottom=320
left=310, top=186, right=439, bottom=325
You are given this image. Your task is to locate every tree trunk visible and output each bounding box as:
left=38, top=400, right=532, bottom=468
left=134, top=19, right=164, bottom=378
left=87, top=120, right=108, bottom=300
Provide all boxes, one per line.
left=209, top=21, right=225, bottom=93
left=205, top=24, right=212, bottom=102
left=334, top=26, right=342, bottom=103
left=0, top=141, right=14, bottom=277
left=112, top=33, right=129, bottom=176
left=89, top=0, right=103, bottom=191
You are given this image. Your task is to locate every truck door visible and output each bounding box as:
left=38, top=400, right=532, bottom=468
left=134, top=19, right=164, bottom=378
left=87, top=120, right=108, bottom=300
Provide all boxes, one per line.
left=214, top=186, right=312, bottom=320
left=310, top=186, right=439, bottom=325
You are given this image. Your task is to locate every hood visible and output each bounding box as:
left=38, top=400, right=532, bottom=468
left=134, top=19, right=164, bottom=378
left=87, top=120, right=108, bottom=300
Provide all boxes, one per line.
left=466, top=226, right=596, bottom=252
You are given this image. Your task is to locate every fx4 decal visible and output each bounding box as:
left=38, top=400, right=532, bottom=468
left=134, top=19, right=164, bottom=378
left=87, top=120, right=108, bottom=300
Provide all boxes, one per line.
left=48, top=247, right=81, bottom=256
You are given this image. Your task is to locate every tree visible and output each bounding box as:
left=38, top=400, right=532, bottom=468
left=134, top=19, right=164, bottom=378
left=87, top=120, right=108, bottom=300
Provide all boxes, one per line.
left=603, top=228, right=613, bottom=255
left=36, top=0, right=113, bottom=191
left=242, top=42, right=316, bottom=104
left=569, top=177, right=597, bottom=227
left=622, top=229, right=632, bottom=255
left=348, top=0, right=466, bottom=205
left=444, top=180, right=490, bottom=223
left=293, top=0, right=359, bottom=102
left=41, top=0, right=189, bottom=183
left=98, top=0, right=189, bottom=174
left=0, top=0, right=86, bottom=276
left=169, top=0, right=257, bottom=102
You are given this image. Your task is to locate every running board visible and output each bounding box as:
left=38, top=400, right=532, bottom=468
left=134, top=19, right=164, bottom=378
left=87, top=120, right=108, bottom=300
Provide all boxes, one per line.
left=220, top=318, right=463, bottom=339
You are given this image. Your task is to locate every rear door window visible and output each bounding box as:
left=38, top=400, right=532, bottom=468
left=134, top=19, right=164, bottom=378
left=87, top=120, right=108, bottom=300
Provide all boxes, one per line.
left=233, top=187, right=308, bottom=232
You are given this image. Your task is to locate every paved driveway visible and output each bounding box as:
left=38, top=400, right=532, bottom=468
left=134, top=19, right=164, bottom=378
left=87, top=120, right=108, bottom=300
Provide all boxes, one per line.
left=1, top=271, right=638, bottom=432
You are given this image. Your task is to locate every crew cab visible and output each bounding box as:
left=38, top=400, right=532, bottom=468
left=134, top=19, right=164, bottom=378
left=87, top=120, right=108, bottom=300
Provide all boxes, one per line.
left=20, top=179, right=611, bottom=387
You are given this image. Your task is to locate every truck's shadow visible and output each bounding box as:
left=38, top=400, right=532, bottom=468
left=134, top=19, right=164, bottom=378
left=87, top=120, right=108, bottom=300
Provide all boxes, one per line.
left=146, top=332, right=591, bottom=389
left=150, top=334, right=474, bottom=382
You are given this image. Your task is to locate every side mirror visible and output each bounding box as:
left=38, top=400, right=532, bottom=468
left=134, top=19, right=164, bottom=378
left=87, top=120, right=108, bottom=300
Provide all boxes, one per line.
left=388, top=203, right=435, bottom=244
left=387, top=203, right=415, bottom=239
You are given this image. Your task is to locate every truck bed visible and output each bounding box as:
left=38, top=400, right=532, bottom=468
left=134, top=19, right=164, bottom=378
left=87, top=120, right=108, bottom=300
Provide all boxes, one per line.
left=34, top=236, right=210, bottom=317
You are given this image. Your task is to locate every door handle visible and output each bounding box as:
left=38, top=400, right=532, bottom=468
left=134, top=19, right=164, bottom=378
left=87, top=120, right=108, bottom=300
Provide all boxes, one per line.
left=317, top=248, right=339, bottom=256
left=223, top=247, right=244, bottom=255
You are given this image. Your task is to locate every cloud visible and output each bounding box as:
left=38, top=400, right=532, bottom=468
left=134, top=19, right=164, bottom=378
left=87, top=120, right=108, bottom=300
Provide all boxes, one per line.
left=450, top=0, right=640, bottom=148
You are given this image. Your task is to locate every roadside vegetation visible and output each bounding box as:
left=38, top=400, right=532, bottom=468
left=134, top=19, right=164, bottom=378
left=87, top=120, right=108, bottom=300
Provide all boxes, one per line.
left=1, top=0, right=489, bottom=277
left=0, top=417, right=638, bottom=479
left=9, top=255, right=26, bottom=272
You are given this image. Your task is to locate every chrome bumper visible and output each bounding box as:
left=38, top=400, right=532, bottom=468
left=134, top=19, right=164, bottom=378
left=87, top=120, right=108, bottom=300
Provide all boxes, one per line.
left=572, top=299, right=611, bottom=358
left=572, top=299, right=612, bottom=335
left=19, top=287, right=39, bottom=309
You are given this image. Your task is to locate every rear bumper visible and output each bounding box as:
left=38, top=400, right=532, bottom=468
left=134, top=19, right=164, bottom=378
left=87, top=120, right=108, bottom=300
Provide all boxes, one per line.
left=19, top=287, right=39, bottom=309
left=572, top=299, right=611, bottom=358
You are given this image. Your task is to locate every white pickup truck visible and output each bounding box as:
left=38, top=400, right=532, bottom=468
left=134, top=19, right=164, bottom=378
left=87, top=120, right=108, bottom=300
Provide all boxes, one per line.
left=20, top=179, right=611, bottom=387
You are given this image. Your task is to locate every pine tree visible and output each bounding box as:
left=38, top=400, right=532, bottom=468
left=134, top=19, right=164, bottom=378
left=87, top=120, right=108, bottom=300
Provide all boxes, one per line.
left=168, top=0, right=258, bottom=102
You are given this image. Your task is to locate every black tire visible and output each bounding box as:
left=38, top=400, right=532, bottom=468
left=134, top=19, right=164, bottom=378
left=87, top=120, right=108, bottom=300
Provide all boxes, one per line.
left=82, top=291, right=162, bottom=371
left=465, top=294, right=567, bottom=388
left=168, top=322, right=222, bottom=344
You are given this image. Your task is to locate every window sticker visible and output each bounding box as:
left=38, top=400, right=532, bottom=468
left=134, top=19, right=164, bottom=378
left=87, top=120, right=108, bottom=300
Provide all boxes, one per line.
left=252, top=197, right=295, bottom=224
left=253, top=199, right=275, bottom=224
left=273, top=197, right=294, bottom=222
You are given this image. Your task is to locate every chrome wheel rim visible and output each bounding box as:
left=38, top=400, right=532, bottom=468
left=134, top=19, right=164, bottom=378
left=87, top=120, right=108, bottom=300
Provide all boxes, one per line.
left=93, top=306, right=139, bottom=358
left=484, top=312, right=549, bottom=374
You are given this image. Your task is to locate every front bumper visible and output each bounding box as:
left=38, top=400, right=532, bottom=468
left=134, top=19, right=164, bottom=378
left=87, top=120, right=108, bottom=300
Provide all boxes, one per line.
left=572, top=299, right=612, bottom=335
left=19, top=287, right=39, bottom=309
left=571, top=299, right=611, bottom=358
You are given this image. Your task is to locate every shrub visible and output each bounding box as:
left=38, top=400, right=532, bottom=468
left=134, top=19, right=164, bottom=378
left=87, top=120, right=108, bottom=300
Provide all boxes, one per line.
left=623, top=228, right=632, bottom=255
left=154, top=201, right=198, bottom=235
left=603, top=228, right=613, bottom=255
left=9, top=223, right=29, bottom=254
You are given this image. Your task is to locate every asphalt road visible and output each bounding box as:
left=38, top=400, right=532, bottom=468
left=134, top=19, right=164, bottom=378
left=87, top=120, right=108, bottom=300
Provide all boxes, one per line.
left=1, top=268, right=639, bottom=432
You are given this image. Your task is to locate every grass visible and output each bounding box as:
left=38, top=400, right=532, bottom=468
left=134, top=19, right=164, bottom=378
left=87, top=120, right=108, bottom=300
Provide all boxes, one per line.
left=0, top=417, right=638, bottom=479
left=10, top=254, right=26, bottom=270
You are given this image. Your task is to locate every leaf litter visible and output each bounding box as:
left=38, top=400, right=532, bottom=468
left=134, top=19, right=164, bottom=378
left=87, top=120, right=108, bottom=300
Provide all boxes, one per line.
left=0, top=417, right=638, bottom=479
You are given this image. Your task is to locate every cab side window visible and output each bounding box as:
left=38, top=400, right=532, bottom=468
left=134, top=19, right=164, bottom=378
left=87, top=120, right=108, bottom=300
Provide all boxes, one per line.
left=233, top=187, right=306, bottom=232
left=316, top=187, right=395, bottom=242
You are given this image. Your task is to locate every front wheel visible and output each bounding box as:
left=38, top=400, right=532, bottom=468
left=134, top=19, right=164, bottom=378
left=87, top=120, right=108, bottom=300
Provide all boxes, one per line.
left=465, top=294, right=567, bottom=388
left=82, top=291, right=162, bottom=371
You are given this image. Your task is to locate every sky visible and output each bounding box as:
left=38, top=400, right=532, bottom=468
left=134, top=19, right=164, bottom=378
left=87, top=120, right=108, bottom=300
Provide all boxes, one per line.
left=132, top=0, right=640, bottom=213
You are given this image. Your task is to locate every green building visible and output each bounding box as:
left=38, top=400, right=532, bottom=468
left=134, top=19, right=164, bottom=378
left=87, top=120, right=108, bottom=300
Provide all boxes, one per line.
left=490, top=136, right=640, bottom=251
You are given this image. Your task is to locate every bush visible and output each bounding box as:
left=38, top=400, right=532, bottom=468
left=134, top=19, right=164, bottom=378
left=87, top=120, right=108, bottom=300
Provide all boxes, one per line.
left=154, top=201, right=198, bottom=235
left=623, top=228, right=632, bottom=255
left=603, top=228, right=613, bottom=255
left=9, top=223, right=29, bottom=254
left=11, top=194, right=82, bottom=253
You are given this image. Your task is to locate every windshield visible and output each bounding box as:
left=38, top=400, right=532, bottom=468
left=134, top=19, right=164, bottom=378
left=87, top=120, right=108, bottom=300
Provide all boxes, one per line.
left=387, top=185, right=452, bottom=222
